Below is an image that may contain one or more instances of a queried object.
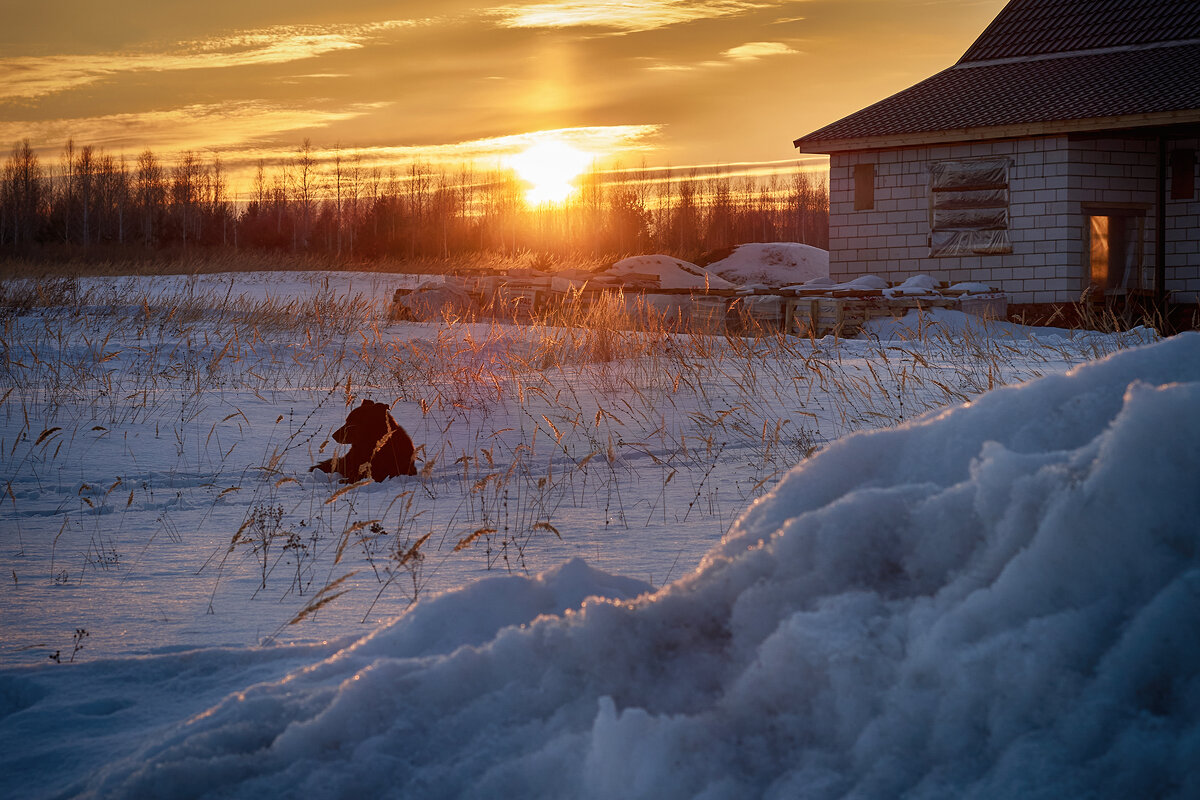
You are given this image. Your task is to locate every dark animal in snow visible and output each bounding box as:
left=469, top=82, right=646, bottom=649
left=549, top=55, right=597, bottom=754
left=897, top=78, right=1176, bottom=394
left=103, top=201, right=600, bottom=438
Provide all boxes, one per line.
left=310, top=399, right=417, bottom=482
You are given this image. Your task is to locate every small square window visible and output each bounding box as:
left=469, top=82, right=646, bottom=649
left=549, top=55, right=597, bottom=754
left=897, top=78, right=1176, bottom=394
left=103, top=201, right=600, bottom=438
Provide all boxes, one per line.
left=854, top=163, right=875, bottom=211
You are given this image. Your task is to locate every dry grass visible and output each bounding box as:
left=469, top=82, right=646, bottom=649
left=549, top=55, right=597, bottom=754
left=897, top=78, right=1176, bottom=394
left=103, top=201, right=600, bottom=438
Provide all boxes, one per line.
left=0, top=269, right=1158, bottom=649
left=0, top=247, right=616, bottom=281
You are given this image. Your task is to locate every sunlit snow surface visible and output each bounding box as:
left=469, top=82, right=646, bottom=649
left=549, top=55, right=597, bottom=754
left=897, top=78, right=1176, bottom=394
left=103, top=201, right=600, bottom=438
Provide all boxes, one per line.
left=2, top=309, right=1196, bottom=797
left=708, top=242, right=830, bottom=287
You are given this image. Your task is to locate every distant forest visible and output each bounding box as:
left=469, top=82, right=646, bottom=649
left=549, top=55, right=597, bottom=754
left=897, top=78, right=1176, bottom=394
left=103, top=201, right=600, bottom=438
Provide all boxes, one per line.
left=0, top=138, right=828, bottom=265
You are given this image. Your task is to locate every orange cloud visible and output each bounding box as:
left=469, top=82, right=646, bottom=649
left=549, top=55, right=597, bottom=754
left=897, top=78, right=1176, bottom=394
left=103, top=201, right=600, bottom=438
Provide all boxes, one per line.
left=320, top=125, right=665, bottom=169
left=493, top=0, right=786, bottom=32
left=722, top=41, right=799, bottom=60
left=0, top=102, right=381, bottom=154
left=0, top=20, right=419, bottom=101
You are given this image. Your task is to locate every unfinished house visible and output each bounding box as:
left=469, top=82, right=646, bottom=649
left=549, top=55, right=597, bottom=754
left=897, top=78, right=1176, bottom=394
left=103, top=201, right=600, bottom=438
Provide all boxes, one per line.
left=793, top=0, right=1200, bottom=314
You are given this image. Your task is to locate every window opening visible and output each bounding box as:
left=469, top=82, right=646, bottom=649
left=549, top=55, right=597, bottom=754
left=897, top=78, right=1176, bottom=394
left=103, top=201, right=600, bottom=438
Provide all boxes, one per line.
left=1171, top=149, right=1196, bottom=201
left=1088, top=212, right=1144, bottom=292
left=854, top=163, right=875, bottom=211
left=929, top=158, right=1012, bottom=257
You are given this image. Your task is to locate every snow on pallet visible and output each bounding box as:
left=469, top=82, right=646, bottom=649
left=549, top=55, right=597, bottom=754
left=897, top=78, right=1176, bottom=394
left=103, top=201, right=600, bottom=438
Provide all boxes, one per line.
left=390, top=266, right=1008, bottom=337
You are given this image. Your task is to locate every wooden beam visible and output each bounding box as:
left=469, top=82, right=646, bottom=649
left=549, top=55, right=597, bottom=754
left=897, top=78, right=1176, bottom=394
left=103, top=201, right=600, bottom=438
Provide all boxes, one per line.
left=793, top=110, right=1200, bottom=154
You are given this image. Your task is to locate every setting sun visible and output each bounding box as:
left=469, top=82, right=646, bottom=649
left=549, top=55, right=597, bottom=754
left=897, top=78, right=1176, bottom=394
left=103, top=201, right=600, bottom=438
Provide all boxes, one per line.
left=510, top=140, right=593, bottom=205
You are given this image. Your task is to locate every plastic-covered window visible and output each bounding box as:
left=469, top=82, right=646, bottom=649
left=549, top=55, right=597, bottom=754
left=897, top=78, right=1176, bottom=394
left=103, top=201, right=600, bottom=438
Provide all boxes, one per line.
left=929, top=158, right=1012, bottom=257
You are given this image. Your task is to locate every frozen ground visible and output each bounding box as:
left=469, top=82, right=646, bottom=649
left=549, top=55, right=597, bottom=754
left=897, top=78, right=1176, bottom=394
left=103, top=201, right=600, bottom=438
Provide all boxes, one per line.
left=1, top=269, right=1189, bottom=798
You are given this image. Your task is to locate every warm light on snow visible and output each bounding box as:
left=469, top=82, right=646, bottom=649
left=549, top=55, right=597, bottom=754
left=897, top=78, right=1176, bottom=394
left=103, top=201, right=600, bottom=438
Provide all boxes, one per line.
left=510, top=140, right=592, bottom=205
left=3, top=329, right=1195, bottom=799
left=1, top=267, right=1192, bottom=800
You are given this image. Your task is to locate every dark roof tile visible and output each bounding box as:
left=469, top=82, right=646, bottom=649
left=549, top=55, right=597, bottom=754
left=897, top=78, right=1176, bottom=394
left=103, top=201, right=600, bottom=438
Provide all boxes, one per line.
left=795, top=42, right=1200, bottom=147
left=962, top=0, right=1200, bottom=62
left=795, top=0, right=1200, bottom=149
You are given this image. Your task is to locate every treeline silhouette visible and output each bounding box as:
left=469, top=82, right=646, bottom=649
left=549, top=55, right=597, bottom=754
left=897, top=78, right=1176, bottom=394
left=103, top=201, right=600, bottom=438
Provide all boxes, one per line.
left=0, top=138, right=828, bottom=264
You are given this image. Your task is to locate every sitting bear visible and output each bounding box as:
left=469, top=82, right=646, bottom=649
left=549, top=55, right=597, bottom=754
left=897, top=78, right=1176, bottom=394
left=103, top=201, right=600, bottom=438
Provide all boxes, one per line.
left=310, top=399, right=417, bottom=482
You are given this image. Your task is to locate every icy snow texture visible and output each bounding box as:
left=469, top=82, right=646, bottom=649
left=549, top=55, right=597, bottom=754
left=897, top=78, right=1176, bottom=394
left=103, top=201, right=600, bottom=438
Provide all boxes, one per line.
left=7, top=334, right=1200, bottom=799
left=948, top=281, right=996, bottom=294
left=707, top=242, right=830, bottom=287
left=838, top=274, right=888, bottom=291
left=884, top=273, right=939, bottom=297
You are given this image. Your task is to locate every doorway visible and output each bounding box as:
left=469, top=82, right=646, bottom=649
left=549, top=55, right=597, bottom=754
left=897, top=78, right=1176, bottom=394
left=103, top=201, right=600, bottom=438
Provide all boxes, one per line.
left=1087, top=212, right=1145, bottom=292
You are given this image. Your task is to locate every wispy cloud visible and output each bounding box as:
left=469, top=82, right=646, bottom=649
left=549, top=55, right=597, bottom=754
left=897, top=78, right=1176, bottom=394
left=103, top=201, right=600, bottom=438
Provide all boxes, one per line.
left=0, top=20, right=417, bottom=101
left=642, top=40, right=798, bottom=72
left=0, top=102, right=381, bottom=155
left=3, top=112, right=663, bottom=190
left=214, top=125, right=665, bottom=188
left=492, top=1, right=779, bottom=32
left=722, top=41, right=799, bottom=60
left=351, top=125, right=665, bottom=167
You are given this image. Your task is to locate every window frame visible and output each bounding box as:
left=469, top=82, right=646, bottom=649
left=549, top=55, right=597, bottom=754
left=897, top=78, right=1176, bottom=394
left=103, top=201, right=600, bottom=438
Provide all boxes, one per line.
left=1082, top=203, right=1149, bottom=294
left=927, top=157, right=1013, bottom=258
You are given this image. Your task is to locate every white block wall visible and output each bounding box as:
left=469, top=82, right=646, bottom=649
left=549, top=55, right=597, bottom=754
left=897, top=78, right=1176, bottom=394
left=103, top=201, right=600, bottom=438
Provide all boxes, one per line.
left=827, top=134, right=1200, bottom=305
left=1165, top=136, right=1200, bottom=304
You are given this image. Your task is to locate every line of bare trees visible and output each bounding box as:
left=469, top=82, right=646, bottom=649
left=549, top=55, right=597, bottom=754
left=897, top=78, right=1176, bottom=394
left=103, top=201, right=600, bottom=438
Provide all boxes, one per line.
left=1, top=137, right=828, bottom=263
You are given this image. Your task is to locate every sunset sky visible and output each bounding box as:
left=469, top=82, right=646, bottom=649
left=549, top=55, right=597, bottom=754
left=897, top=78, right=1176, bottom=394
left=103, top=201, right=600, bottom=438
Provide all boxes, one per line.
left=1, top=0, right=1007, bottom=190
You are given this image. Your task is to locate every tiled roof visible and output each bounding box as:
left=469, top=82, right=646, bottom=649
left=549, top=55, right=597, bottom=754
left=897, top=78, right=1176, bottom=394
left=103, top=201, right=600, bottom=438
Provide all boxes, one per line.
left=795, top=42, right=1200, bottom=148
left=961, top=0, right=1200, bottom=62
left=795, top=0, right=1200, bottom=151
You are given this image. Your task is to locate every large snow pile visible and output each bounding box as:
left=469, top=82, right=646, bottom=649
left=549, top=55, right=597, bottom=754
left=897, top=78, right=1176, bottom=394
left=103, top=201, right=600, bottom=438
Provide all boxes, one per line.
left=4, top=334, right=1199, bottom=799
left=603, top=255, right=735, bottom=291
left=707, top=242, right=829, bottom=287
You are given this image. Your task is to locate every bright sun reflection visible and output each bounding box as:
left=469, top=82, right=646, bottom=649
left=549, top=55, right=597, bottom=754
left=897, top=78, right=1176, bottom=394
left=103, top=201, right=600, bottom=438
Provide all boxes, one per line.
left=510, top=140, right=592, bottom=205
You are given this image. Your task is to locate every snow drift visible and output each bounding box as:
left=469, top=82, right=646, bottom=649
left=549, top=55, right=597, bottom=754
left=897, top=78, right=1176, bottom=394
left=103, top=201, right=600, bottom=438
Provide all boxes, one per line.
left=707, top=242, right=829, bottom=287
left=8, top=334, right=1200, bottom=799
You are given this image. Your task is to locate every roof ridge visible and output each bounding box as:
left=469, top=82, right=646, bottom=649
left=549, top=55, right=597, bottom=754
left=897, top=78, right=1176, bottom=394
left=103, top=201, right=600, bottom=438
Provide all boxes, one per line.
left=955, top=36, right=1200, bottom=69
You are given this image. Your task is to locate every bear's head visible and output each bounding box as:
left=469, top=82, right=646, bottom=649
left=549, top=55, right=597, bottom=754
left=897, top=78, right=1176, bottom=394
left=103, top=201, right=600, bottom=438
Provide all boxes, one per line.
left=332, top=399, right=392, bottom=446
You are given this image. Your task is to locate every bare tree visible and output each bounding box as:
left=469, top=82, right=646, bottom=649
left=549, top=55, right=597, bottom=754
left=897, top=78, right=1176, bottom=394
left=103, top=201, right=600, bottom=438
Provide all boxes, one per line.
left=58, top=139, right=76, bottom=243
left=292, top=138, right=316, bottom=250
left=134, top=149, right=165, bottom=246
left=331, top=143, right=344, bottom=256
left=172, top=151, right=201, bottom=247
left=2, top=140, right=45, bottom=247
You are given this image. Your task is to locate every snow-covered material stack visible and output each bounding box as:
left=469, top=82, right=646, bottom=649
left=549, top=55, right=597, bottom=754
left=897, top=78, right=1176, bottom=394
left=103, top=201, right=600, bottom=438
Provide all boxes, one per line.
left=14, top=333, right=1197, bottom=799
left=603, top=255, right=734, bottom=291
left=884, top=273, right=940, bottom=297
left=707, top=242, right=830, bottom=287
left=390, top=282, right=478, bottom=321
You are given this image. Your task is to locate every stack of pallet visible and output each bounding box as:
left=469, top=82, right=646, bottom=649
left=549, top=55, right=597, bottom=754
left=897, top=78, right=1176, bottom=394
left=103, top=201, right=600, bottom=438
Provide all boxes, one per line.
left=784, top=291, right=992, bottom=338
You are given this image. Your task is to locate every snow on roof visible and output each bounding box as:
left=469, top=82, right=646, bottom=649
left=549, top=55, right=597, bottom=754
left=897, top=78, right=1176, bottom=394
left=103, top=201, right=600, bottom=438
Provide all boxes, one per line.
left=23, top=332, right=1199, bottom=798
left=706, top=242, right=830, bottom=288
left=604, top=255, right=735, bottom=291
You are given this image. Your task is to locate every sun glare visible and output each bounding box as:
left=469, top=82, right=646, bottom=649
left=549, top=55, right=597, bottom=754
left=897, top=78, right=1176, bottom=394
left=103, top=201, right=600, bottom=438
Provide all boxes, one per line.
left=510, top=140, right=592, bottom=205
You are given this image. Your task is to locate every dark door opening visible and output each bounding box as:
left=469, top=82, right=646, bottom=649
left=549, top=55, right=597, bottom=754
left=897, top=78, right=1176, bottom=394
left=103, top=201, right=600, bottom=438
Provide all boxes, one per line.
left=1087, top=212, right=1145, bottom=292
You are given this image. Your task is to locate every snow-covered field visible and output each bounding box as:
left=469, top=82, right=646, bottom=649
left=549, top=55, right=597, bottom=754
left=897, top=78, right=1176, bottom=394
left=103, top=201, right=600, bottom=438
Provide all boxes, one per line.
left=1, top=269, right=1193, bottom=798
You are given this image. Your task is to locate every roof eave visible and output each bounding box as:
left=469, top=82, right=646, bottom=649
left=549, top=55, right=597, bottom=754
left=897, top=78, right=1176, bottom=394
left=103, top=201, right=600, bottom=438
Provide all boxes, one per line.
left=793, top=109, right=1200, bottom=153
